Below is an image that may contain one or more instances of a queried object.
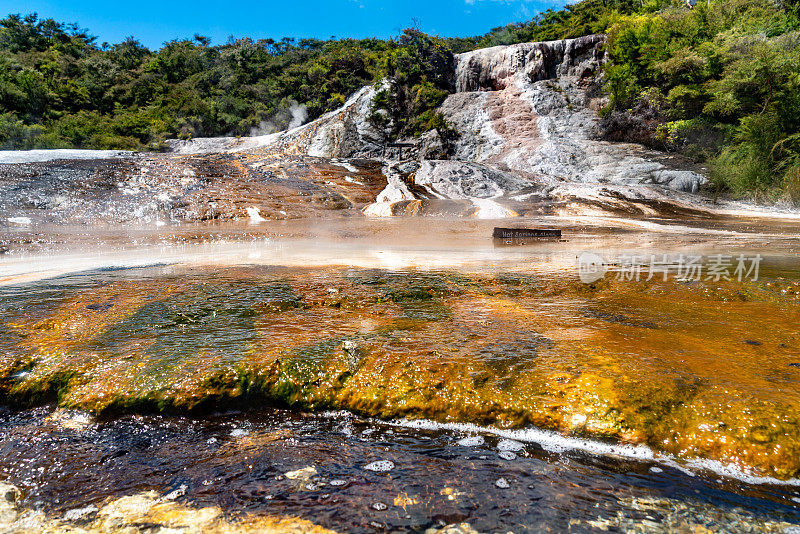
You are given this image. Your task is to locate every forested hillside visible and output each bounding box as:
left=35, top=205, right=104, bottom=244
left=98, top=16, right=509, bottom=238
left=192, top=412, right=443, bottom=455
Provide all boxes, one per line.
left=1, top=0, right=799, bottom=199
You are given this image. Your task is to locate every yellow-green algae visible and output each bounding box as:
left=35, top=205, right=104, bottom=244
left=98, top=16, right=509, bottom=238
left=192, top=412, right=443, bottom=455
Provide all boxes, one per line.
left=1, top=267, right=799, bottom=479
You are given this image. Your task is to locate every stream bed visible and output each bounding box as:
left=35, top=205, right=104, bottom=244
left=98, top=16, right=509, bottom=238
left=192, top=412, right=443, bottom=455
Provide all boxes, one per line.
left=0, top=217, right=799, bottom=532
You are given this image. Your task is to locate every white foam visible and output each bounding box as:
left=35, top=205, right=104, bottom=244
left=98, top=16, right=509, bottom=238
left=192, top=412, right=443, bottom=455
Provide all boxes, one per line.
left=457, top=436, right=485, bottom=447
left=396, top=419, right=653, bottom=458
left=392, top=419, right=800, bottom=486
left=7, top=217, right=31, bottom=225
left=497, top=438, right=524, bottom=452
left=663, top=457, right=800, bottom=487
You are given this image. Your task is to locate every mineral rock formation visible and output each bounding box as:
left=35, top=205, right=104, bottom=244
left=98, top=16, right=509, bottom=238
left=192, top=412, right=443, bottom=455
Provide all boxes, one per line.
left=440, top=35, right=707, bottom=193
left=0, top=485, right=336, bottom=533
left=160, top=35, right=709, bottom=220
left=0, top=153, right=387, bottom=226
left=1, top=38, right=714, bottom=223
left=454, top=35, right=607, bottom=92
left=272, top=85, right=388, bottom=159
left=170, top=85, right=388, bottom=160
left=271, top=36, right=707, bottom=217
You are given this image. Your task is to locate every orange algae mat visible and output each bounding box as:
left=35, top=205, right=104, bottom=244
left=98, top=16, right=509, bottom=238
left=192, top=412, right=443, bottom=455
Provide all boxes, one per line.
left=0, top=265, right=799, bottom=479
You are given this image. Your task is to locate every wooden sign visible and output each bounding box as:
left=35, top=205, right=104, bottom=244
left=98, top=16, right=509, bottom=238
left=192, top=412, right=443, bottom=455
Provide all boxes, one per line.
left=493, top=227, right=562, bottom=240
left=493, top=227, right=562, bottom=246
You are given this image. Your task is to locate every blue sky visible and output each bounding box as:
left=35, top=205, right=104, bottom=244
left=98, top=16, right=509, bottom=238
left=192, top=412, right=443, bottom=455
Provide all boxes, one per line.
left=2, top=0, right=567, bottom=49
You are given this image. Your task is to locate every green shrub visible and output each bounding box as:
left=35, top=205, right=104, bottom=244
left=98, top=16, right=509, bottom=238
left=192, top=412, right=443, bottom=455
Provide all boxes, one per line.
left=785, top=165, right=800, bottom=205
left=0, top=112, right=48, bottom=148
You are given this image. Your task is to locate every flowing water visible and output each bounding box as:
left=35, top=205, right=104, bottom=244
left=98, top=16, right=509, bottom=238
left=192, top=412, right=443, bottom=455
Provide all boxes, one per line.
left=1, top=216, right=800, bottom=532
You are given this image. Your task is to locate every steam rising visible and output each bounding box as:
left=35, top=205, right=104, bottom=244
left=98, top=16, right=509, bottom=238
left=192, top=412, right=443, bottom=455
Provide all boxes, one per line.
left=249, top=100, right=308, bottom=136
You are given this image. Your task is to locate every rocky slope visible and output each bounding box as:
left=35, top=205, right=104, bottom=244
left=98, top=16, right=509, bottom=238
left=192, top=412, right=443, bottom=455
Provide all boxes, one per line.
left=172, top=35, right=710, bottom=219
left=0, top=153, right=386, bottom=227
left=1, top=36, right=718, bottom=224
left=166, top=85, right=387, bottom=160
left=446, top=36, right=705, bottom=190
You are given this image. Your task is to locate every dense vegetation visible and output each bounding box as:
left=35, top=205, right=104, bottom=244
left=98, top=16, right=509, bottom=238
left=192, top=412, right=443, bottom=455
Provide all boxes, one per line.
left=0, top=15, right=455, bottom=152
left=600, top=0, right=800, bottom=201
left=1, top=0, right=799, bottom=200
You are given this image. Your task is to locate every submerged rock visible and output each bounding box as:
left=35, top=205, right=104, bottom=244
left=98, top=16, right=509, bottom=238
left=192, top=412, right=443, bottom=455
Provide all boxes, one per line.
left=0, top=489, right=338, bottom=533
left=494, top=478, right=511, bottom=489
left=363, top=461, right=395, bottom=473
left=0, top=483, right=20, bottom=525
left=497, top=439, right=524, bottom=452
left=45, top=409, right=95, bottom=431
left=341, top=340, right=362, bottom=371
left=63, top=505, right=99, bottom=522
left=426, top=524, right=481, bottom=534
left=285, top=467, right=319, bottom=481
left=585, top=496, right=800, bottom=533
